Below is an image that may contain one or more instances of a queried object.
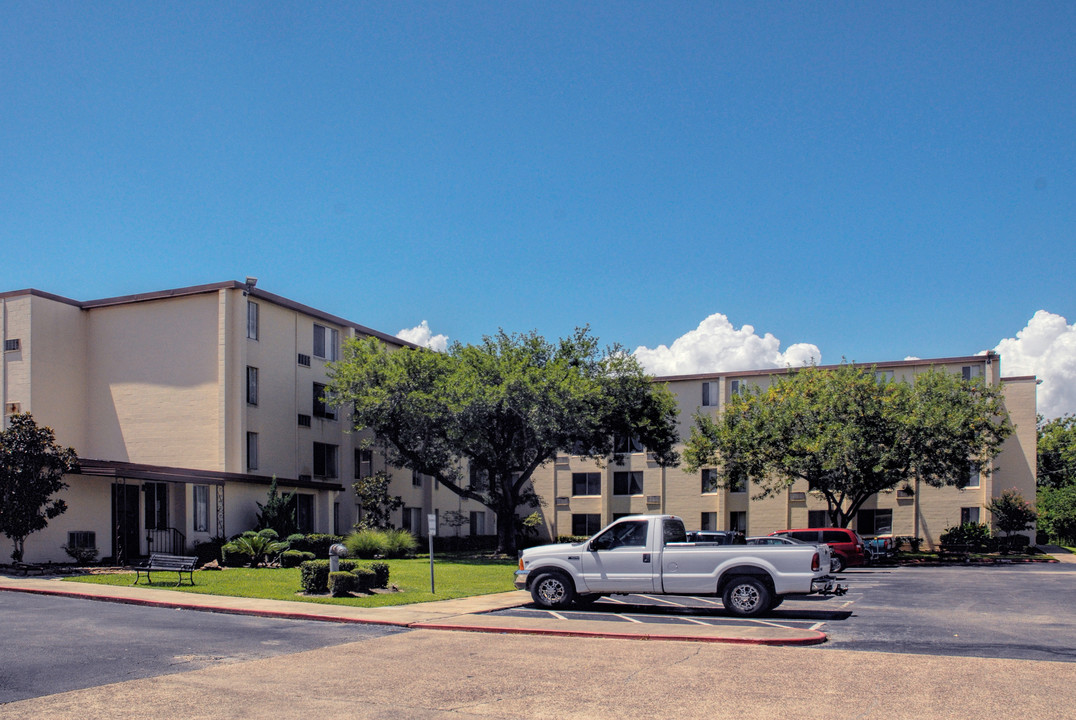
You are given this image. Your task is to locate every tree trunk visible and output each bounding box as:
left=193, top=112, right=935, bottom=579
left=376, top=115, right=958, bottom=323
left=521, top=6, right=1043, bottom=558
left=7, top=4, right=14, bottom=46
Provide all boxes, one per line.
left=495, top=506, right=518, bottom=556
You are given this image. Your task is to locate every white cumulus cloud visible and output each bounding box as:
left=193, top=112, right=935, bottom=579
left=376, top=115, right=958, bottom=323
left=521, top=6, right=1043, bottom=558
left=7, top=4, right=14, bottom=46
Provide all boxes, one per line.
left=396, top=321, right=449, bottom=352
left=993, top=310, right=1076, bottom=419
left=633, top=313, right=821, bottom=377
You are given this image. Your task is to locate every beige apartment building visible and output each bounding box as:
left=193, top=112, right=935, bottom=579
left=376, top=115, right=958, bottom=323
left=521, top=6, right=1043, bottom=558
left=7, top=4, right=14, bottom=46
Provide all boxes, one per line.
left=1, top=281, right=491, bottom=564
left=529, top=354, right=1038, bottom=548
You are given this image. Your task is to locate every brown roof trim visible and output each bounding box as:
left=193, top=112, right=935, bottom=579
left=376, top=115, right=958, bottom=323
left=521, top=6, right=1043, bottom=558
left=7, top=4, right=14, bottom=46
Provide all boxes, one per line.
left=1001, top=375, right=1037, bottom=382
left=0, top=288, right=83, bottom=306
left=4, top=280, right=417, bottom=349
left=655, top=352, right=1000, bottom=383
left=76, top=458, right=345, bottom=492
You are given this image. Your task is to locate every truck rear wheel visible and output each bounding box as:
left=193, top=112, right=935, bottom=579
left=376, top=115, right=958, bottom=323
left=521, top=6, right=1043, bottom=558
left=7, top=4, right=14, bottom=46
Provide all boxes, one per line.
left=530, top=571, right=575, bottom=609
left=722, top=576, right=772, bottom=618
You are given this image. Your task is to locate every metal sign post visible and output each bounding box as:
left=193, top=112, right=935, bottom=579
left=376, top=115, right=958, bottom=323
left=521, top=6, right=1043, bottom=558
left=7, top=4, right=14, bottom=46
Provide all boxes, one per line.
left=427, top=513, right=437, bottom=594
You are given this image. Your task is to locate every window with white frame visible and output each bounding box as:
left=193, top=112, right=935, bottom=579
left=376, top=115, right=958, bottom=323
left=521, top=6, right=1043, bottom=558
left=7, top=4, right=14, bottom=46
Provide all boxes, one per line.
left=247, top=432, right=258, bottom=470
left=355, top=448, right=373, bottom=479
left=572, top=472, right=601, bottom=496
left=193, top=485, right=209, bottom=532
left=702, top=381, right=720, bottom=407
left=613, top=471, right=643, bottom=496
left=246, top=366, right=258, bottom=406
left=313, top=383, right=335, bottom=420
left=313, top=324, right=339, bottom=361
left=961, top=506, right=980, bottom=524
left=613, top=434, right=645, bottom=454
left=313, top=442, right=338, bottom=478
left=965, top=461, right=981, bottom=488
left=857, top=508, right=892, bottom=535
left=247, top=301, right=259, bottom=340
left=961, top=365, right=982, bottom=381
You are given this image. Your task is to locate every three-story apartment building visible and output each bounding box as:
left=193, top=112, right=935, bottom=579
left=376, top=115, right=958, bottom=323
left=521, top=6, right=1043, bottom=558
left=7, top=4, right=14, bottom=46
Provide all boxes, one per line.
left=1, top=281, right=491, bottom=564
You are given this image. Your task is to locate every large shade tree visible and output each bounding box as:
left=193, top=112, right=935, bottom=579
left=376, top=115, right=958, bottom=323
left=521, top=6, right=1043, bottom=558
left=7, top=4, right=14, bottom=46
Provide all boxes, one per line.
left=0, top=413, right=78, bottom=562
left=327, top=328, right=680, bottom=554
left=683, top=363, right=1012, bottom=528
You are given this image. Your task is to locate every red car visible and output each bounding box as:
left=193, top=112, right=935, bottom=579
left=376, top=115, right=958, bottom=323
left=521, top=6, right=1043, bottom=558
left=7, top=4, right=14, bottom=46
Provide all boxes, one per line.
left=770, top=528, right=867, bottom=572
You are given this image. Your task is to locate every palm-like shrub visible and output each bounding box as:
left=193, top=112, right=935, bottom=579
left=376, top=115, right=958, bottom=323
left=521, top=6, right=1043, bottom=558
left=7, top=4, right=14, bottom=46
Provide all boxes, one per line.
left=222, top=529, right=290, bottom=567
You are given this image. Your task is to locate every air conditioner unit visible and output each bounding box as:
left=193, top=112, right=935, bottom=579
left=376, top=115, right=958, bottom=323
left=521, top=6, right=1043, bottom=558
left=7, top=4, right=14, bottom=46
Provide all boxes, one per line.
left=789, top=491, right=807, bottom=502
left=646, top=495, right=661, bottom=505
left=3, top=339, right=20, bottom=352
left=555, top=496, right=570, bottom=507
left=4, top=403, right=20, bottom=415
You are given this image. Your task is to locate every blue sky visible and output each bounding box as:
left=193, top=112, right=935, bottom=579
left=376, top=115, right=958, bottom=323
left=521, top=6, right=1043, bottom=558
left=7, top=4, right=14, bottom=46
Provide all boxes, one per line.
left=3, top=3, right=1074, bottom=414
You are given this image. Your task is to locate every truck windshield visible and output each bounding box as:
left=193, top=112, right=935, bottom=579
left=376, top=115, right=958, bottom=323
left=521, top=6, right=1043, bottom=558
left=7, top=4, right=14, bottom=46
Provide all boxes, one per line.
left=663, top=518, right=687, bottom=545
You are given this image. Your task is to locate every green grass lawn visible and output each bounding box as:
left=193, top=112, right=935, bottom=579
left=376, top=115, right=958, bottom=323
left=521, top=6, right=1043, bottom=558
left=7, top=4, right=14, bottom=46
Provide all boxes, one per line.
left=64, top=556, right=517, bottom=607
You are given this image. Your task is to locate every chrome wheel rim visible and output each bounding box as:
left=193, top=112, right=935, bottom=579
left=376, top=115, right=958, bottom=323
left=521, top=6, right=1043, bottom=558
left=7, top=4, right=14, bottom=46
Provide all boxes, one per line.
left=730, top=583, right=761, bottom=612
left=536, top=577, right=567, bottom=605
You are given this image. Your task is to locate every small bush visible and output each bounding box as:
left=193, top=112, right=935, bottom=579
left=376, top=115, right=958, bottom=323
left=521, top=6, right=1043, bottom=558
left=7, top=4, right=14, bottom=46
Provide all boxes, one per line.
left=555, top=535, right=591, bottom=544
left=328, top=571, right=357, bottom=597
left=288, top=533, right=345, bottom=558
left=299, top=559, right=362, bottom=593
left=352, top=567, right=376, bottom=593
left=62, top=545, right=99, bottom=565
left=940, top=522, right=992, bottom=552
left=367, top=561, right=390, bottom=589
left=280, top=550, right=315, bottom=568
left=346, top=529, right=389, bottom=559
left=384, top=529, right=418, bottom=558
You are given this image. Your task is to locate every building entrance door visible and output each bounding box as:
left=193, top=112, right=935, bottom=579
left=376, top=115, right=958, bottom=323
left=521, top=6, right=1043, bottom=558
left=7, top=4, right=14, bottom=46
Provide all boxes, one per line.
left=111, top=484, right=140, bottom=565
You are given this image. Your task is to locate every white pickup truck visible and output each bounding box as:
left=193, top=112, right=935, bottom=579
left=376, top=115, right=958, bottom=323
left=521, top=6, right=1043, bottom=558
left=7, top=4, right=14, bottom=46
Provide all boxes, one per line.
left=515, top=515, right=846, bottom=617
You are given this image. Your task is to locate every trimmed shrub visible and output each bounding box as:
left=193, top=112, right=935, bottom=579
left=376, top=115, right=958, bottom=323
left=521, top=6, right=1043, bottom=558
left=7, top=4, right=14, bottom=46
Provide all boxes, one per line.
left=384, top=529, right=418, bottom=559
left=431, top=535, right=499, bottom=553
left=368, top=561, right=390, bottom=589
left=328, top=571, right=357, bottom=597
left=289, top=533, right=345, bottom=559
left=280, top=550, right=315, bottom=568
left=299, top=559, right=361, bottom=593
left=940, top=522, right=992, bottom=552
left=193, top=538, right=226, bottom=566
left=555, top=535, right=591, bottom=544
left=345, top=529, right=388, bottom=559
left=352, top=567, right=376, bottom=593
left=62, top=545, right=99, bottom=565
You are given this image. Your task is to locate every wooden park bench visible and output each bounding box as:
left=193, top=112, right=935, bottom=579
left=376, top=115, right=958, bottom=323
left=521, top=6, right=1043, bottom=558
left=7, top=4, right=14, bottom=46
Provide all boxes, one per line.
left=133, top=553, right=198, bottom=587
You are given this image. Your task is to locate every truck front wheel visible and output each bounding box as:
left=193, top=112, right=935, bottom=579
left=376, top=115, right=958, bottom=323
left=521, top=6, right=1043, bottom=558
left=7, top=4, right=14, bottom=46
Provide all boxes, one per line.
left=722, top=576, right=772, bottom=618
left=530, top=571, right=575, bottom=609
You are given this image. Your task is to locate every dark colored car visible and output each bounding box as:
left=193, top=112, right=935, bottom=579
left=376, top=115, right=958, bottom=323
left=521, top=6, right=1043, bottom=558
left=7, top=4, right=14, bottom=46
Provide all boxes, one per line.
left=769, top=528, right=866, bottom=572
left=684, top=530, right=746, bottom=545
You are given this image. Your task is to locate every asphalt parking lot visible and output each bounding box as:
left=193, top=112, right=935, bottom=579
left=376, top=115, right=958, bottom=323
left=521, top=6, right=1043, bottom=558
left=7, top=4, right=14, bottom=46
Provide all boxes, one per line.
left=501, top=563, right=1076, bottom=662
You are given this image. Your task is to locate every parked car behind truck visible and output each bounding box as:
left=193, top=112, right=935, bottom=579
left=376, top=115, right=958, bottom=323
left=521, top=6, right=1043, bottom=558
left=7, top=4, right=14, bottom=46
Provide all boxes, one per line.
left=769, top=528, right=867, bottom=572
left=516, top=515, right=846, bottom=618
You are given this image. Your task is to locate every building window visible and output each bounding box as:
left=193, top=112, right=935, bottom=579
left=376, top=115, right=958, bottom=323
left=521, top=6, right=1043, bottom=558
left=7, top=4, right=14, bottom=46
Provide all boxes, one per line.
left=702, top=381, right=720, bottom=407
left=614, top=434, right=645, bottom=453
left=67, top=531, right=96, bottom=549
left=701, top=469, right=719, bottom=494
left=858, top=509, right=892, bottom=535
left=728, top=465, right=746, bottom=493
left=412, top=470, right=422, bottom=487
left=571, top=472, right=601, bottom=496
left=961, top=365, right=982, bottom=381
left=144, top=482, right=168, bottom=530
left=294, top=494, right=314, bottom=533
left=700, top=512, right=717, bottom=531
left=469, top=465, right=488, bottom=491
left=470, top=511, right=486, bottom=536
left=875, top=370, right=894, bottom=383
left=729, top=511, right=747, bottom=533
left=613, top=471, right=643, bottom=496
left=313, top=324, right=339, bottom=361
left=313, top=442, right=338, bottom=478
left=571, top=513, right=602, bottom=537
left=246, top=366, right=258, bottom=406
left=808, top=510, right=828, bottom=528
left=247, top=301, right=258, bottom=340
left=3, top=339, right=20, bottom=352
left=297, top=353, right=311, bottom=367
left=965, top=461, right=981, bottom=488
left=401, top=507, right=422, bottom=534
left=247, top=432, right=259, bottom=470
left=729, top=379, right=745, bottom=397
left=313, top=383, right=336, bottom=420
left=961, top=506, right=981, bottom=525
left=193, top=485, right=209, bottom=532
left=355, top=448, right=373, bottom=479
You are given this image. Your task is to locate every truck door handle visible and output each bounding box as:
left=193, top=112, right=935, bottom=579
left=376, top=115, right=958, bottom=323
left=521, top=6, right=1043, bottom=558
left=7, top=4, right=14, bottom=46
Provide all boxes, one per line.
left=643, top=553, right=651, bottom=563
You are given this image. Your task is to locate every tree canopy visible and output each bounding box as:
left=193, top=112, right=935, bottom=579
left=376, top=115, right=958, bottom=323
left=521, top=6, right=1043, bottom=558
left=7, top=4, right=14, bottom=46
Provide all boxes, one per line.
left=0, top=413, right=78, bottom=562
left=327, top=328, right=680, bottom=554
left=683, top=363, right=1012, bottom=528
left=1037, top=414, right=1076, bottom=489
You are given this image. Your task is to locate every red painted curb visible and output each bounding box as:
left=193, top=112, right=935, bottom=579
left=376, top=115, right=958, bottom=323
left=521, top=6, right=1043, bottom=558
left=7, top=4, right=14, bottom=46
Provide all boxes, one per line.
left=409, top=622, right=828, bottom=646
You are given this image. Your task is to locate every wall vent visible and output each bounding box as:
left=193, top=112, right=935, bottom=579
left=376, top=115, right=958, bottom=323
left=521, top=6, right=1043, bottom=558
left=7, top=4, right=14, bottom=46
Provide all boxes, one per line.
left=554, top=496, right=570, bottom=507
left=3, top=339, right=19, bottom=352
left=297, top=353, right=311, bottom=367
left=297, top=414, right=311, bottom=428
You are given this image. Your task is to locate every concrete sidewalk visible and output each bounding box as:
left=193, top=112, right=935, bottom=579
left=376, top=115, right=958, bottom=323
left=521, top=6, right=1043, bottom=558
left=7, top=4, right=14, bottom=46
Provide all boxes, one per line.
left=0, top=573, right=826, bottom=646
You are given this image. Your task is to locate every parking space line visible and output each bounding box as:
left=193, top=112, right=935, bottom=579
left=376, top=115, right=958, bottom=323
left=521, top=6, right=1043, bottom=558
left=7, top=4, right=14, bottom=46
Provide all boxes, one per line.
left=615, top=614, right=644, bottom=624
left=809, top=622, right=825, bottom=631
left=548, top=611, right=567, bottom=620
left=604, top=597, right=629, bottom=605
left=637, top=595, right=690, bottom=607
left=685, top=596, right=723, bottom=606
